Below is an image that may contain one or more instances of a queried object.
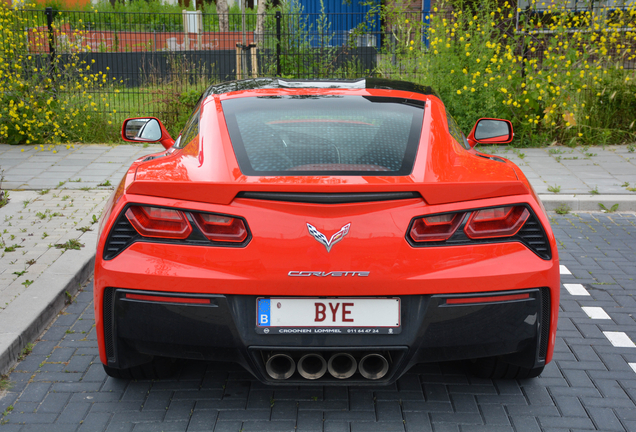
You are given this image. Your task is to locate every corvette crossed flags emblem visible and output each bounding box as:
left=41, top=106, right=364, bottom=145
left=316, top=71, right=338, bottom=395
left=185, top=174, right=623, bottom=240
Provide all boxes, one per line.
left=307, top=223, right=351, bottom=253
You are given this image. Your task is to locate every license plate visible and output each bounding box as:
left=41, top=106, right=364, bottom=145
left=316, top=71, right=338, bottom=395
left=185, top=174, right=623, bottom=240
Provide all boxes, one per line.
left=256, top=297, right=400, bottom=335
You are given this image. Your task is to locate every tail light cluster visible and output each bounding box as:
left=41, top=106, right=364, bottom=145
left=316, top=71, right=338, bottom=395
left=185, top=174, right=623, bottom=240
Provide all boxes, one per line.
left=103, top=204, right=249, bottom=260
left=407, top=205, right=551, bottom=259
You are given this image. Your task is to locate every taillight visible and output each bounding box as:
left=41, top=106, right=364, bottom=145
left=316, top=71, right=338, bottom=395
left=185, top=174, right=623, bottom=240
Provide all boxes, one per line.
left=192, top=213, right=248, bottom=242
left=126, top=206, right=192, bottom=239
left=409, top=212, right=463, bottom=242
left=464, top=206, right=529, bottom=239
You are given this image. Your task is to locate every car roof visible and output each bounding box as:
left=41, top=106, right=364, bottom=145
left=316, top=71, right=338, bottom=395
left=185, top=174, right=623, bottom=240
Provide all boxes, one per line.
left=201, top=78, right=440, bottom=100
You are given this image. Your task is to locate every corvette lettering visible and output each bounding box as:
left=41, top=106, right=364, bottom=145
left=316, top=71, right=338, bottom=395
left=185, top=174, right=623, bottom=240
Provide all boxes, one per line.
left=288, top=271, right=370, bottom=277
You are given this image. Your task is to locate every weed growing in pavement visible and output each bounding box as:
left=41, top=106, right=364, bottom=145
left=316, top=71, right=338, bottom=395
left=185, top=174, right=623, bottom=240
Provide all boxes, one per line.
left=41, top=232, right=48, bottom=239
left=557, top=203, right=572, bottom=214
left=623, top=182, right=630, bottom=187
left=0, top=168, right=7, bottom=209
left=0, top=375, right=12, bottom=392
left=4, top=244, right=23, bottom=252
left=91, top=214, right=99, bottom=224
left=17, top=343, right=33, bottom=362
left=599, top=203, right=619, bottom=213
left=26, top=259, right=36, bottom=265
left=590, top=186, right=600, bottom=195
left=57, top=181, right=66, bottom=188
left=77, top=226, right=92, bottom=233
left=547, top=184, right=561, bottom=193
left=55, top=239, right=84, bottom=251
left=12, top=270, right=26, bottom=277
left=627, top=186, right=636, bottom=192
left=21, top=280, right=33, bottom=287
left=97, top=180, right=112, bottom=187
left=371, top=0, right=636, bottom=146
left=69, top=178, right=81, bottom=183
left=37, top=189, right=49, bottom=196
left=628, top=144, right=635, bottom=153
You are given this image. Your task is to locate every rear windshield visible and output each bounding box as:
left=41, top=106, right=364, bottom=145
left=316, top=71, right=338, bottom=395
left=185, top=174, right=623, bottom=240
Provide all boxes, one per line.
left=221, top=95, right=424, bottom=176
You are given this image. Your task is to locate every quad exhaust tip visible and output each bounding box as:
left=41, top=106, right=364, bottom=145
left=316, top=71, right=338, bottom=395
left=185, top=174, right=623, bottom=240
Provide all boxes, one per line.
left=265, top=354, right=296, bottom=380
left=297, top=353, right=327, bottom=380
left=265, top=352, right=390, bottom=380
left=358, top=353, right=389, bottom=380
left=328, top=353, right=357, bottom=379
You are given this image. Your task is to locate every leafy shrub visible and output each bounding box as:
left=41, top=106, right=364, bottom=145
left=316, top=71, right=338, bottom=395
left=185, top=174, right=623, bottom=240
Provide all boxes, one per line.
left=375, top=0, right=636, bottom=146
left=0, top=3, right=118, bottom=144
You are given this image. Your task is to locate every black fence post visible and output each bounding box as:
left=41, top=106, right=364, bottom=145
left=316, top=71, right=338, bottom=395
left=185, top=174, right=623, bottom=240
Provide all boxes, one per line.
left=275, top=11, right=281, bottom=76
left=45, top=7, right=56, bottom=81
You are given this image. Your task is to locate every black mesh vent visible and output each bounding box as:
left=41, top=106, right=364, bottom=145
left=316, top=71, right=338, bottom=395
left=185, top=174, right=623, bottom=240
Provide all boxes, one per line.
left=539, top=287, right=551, bottom=360
left=517, top=214, right=551, bottom=259
left=103, top=214, right=139, bottom=260
left=103, top=287, right=116, bottom=362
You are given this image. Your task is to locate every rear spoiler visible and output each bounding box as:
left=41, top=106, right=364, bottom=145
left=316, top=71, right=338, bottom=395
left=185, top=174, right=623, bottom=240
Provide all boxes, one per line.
left=126, top=181, right=529, bottom=206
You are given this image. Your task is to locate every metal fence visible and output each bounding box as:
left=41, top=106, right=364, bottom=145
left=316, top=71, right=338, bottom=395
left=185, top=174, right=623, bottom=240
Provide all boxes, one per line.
left=11, top=9, right=386, bottom=122
left=6, top=7, right=635, bottom=123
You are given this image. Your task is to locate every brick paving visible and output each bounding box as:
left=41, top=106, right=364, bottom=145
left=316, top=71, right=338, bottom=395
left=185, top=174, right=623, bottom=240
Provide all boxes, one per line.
left=0, top=190, right=111, bottom=312
left=0, top=212, right=634, bottom=431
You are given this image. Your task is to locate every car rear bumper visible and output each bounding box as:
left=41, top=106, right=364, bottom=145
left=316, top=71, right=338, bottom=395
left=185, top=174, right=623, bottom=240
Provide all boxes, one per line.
left=103, top=287, right=551, bottom=385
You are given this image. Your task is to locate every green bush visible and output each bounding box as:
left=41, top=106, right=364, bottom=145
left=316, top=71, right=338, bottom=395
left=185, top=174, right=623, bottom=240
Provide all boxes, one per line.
left=375, top=0, right=636, bottom=146
left=0, top=3, right=118, bottom=144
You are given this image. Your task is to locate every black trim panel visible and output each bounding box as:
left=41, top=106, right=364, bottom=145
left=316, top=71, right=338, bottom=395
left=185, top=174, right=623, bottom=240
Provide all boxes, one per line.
left=106, top=287, right=546, bottom=383
left=236, top=191, right=422, bottom=204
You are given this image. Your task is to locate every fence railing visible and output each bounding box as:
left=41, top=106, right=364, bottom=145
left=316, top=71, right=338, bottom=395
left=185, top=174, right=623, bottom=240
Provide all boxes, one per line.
left=5, top=7, right=635, bottom=130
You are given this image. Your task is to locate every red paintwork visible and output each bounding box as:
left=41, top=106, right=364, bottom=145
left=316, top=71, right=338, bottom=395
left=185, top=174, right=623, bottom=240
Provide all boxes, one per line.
left=95, top=86, right=560, bottom=368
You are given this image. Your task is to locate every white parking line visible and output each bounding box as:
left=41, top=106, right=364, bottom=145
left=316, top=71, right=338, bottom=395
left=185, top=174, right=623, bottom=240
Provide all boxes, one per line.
left=630, top=363, right=636, bottom=374
left=564, top=284, right=590, bottom=296
left=560, top=265, right=571, bottom=275
left=582, top=307, right=611, bottom=320
left=604, top=332, right=636, bottom=348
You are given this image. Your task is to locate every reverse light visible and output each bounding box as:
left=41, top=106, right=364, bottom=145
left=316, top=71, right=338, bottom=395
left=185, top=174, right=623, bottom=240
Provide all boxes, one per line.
left=192, top=212, right=248, bottom=242
left=464, top=206, right=529, bottom=239
left=126, top=206, right=192, bottom=239
left=409, top=212, right=463, bottom=242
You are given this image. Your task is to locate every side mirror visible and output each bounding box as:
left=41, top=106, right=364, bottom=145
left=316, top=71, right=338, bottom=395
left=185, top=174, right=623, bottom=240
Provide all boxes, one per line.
left=121, top=117, right=175, bottom=150
left=467, top=118, right=513, bottom=147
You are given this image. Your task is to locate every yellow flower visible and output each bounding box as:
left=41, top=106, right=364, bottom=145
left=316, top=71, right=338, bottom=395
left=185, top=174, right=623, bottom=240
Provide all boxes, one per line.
left=457, top=90, right=462, bottom=95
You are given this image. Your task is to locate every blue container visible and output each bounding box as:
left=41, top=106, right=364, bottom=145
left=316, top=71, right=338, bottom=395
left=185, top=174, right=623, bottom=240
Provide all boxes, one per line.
left=295, top=0, right=380, bottom=47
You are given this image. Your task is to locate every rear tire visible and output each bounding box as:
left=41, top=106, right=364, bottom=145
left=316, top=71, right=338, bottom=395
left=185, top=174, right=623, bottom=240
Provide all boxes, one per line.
left=102, top=357, right=178, bottom=380
left=467, top=356, right=544, bottom=379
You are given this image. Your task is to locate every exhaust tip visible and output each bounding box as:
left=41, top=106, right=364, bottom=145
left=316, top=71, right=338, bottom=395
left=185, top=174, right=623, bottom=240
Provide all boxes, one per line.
left=328, top=353, right=357, bottom=379
left=359, top=354, right=389, bottom=380
left=265, top=354, right=296, bottom=380
left=298, top=353, right=327, bottom=380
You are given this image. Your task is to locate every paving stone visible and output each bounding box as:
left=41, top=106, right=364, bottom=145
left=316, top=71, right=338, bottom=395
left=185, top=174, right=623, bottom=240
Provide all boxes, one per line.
left=1, top=208, right=636, bottom=432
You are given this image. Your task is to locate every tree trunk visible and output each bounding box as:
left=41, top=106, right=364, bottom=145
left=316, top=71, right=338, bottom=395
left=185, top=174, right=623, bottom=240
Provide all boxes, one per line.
left=217, top=0, right=229, bottom=32
left=255, top=0, right=268, bottom=46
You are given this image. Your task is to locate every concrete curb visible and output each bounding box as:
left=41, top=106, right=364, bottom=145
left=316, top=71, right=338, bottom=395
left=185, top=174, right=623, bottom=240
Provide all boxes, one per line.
left=0, top=232, right=96, bottom=376
left=539, top=194, right=636, bottom=212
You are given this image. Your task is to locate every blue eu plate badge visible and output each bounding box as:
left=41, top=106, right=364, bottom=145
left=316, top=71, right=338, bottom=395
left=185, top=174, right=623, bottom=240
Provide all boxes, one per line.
left=258, top=298, right=270, bottom=326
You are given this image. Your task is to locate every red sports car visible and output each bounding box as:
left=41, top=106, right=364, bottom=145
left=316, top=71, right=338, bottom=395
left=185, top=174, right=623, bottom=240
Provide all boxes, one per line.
left=94, top=78, right=559, bottom=384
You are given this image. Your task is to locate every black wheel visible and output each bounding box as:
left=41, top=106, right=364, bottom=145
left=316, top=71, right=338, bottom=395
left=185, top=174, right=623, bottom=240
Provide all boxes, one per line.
left=467, top=356, right=544, bottom=379
left=102, top=357, right=178, bottom=380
